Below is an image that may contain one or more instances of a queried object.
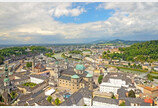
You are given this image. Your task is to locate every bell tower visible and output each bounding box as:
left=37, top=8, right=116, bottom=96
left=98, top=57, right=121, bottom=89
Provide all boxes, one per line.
left=32, top=56, right=35, bottom=72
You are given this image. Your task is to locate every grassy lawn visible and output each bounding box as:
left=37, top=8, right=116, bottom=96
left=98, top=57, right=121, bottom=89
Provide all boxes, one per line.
left=23, top=82, right=37, bottom=88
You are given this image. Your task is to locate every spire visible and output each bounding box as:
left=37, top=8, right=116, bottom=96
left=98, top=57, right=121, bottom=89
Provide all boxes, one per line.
left=5, top=64, right=8, bottom=72
left=32, top=56, right=35, bottom=72
left=4, top=64, right=8, bottom=78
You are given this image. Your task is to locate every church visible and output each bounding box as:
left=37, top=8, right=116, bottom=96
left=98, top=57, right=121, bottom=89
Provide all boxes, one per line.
left=55, top=63, right=94, bottom=93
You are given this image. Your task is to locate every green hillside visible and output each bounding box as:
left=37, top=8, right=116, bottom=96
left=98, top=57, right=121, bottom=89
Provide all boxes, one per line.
left=119, top=40, right=158, bottom=62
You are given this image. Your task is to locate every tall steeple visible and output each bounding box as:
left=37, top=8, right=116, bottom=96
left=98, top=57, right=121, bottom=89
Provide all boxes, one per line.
left=3, top=64, right=10, bottom=87
left=32, top=56, right=35, bottom=72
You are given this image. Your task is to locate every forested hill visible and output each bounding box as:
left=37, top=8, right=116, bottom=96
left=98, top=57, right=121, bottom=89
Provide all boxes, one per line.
left=119, top=40, right=158, bottom=62
left=92, top=39, right=143, bottom=45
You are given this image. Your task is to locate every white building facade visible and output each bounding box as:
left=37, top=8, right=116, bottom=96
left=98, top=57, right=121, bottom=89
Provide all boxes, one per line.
left=30, top=77, right=44, bottom=84
left=100, top=78, right=129, bottom=94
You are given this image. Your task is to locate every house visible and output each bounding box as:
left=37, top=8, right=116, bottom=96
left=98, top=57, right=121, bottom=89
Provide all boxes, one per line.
left=120, top=61, right=129, bottom=66
left=137, top=84, right=158, bottom=99
left=106, top=67, right=118, bottom=73
left=142, top=64, right=150, bottom=70
left=111, top=59, right=120, bottom=65
left=103, top=59, right=110, bottom=65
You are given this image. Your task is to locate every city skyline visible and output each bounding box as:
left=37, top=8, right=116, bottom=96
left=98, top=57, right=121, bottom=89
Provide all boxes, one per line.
left=0, top=2, right=158, bottom=44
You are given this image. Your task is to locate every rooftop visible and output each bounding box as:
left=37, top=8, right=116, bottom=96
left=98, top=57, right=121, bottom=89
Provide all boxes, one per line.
left=86, top=73, right=93, bottom=78
left=71, top=74, right=80, bottom=79
left=76, top=64, right=85, bottom=71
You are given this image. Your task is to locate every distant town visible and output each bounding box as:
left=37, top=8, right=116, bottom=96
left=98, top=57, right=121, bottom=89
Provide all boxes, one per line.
left=0, top=39, right=158, bottom=106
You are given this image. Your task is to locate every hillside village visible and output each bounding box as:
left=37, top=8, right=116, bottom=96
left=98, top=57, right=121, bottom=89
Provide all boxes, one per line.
left=0, top=42, right=158, bottom=106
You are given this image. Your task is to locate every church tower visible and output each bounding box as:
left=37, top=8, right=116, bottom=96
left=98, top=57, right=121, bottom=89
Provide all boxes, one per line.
left=64, top=58, right=69, bottom=69
left=3, top=64, right=11, bottom=93
left=32, top=57, right=35, bottom=72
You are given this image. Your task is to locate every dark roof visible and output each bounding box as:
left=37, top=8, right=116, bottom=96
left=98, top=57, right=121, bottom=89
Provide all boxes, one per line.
left=60, top=87, right=92, bottom=106
left=13, top=77, right=30, bottom=82
left=59, top=75, right=71, bottom=81
left=102, top=72, right=132, bottom=85
left=78, top=87, right=92, bottom=98
left=93, top=96, right=119, bottom=105
left=19, top=93, right=32, bottom=101
left=31, top=89, right=44, bottom=98
left=117, top=86, right=127, bottom=98
left=35, top=98, right=53, bottom=106
left=17, top=100, right=27, bottom=106
left=120, top=97, right=150, bottom=106
left=30, top=74, right=48, bottom=80
left=60, top=67, right=76, bottom=76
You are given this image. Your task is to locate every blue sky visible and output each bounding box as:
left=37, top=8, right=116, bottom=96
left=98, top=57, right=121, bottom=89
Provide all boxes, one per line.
left=54, top=3, right=115, bottom=24
left=0, top=2, right=158, bottom=44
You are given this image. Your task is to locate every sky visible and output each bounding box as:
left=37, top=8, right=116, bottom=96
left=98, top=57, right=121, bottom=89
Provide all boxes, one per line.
left=0, top=2, right=158, bottom=44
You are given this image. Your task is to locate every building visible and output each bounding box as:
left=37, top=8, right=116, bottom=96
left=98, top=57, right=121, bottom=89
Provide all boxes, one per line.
left=30, top=74, right=48, bottom=84
left=153, top=66, right=158, bottom=71
left=137, top=84, right=158, bottom=99
left=100, top=73, right=134, bottom=94
left=60, top=87, right=93, bottom=106
left=58, top=64, right=94, bottom=93
left=106, top=67, right=118, bottom=73
left=92, top=96, right=119, bottom=106
left=119, top=97, right=151, bottom=106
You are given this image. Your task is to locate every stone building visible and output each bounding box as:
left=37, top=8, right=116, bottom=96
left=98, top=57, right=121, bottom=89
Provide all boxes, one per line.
left=58, top=64, right=94, bottom=93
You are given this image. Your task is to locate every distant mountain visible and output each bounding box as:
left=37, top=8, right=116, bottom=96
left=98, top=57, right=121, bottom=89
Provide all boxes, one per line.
left=91, top=39, right=144, bottom=45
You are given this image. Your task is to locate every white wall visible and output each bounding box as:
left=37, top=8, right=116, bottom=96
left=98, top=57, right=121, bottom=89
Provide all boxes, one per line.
left=83, top=98, right=92, bottom=106
left=30, top=77, right=44, bottom=84
left=100, top=78, right=129, bottom=94
left=93, top=101, right=117, bottom=106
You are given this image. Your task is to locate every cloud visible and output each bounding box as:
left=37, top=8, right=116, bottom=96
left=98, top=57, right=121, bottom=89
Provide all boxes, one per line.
left=49, top=3, right=86, bottom=17
left=0, top=3, right=158, bottom=44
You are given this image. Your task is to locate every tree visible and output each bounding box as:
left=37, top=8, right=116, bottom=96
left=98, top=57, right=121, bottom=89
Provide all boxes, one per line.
left=111, top=94, right=116, bottom=99
left=0, top=94, right=4, bottom=102
left=47, top=96, right=52, bottom=103
left=98, top=75, right=103, bottom=84
left=103, top=51, right=107, bottom=55
left=54, top=98, right=60, bottom=105
left=119, top=101, right=125, bottom=106
left=26, top=62, right=32, bottom=68
left=0, top=56, right=4, bottom=65
left=10, top=91, right=17, bottom=99
left=147, top=74, right=154, bottom=81
left=107, top=50, right=110, bottom=53
left=128, top=90, right=136, bottom=98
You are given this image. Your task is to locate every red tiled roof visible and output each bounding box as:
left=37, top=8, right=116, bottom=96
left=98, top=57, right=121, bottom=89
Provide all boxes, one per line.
left=144, top=98, right=153, bottom=103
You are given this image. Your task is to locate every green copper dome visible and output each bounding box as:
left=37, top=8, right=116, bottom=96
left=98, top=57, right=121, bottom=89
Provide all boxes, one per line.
left=4, top=78, right=9, bottom=82
left=76, top=64, right=85, bottom=71
left=86, top=73, right=93, bottom=78
left=71, top=74, right=80, bottom=79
